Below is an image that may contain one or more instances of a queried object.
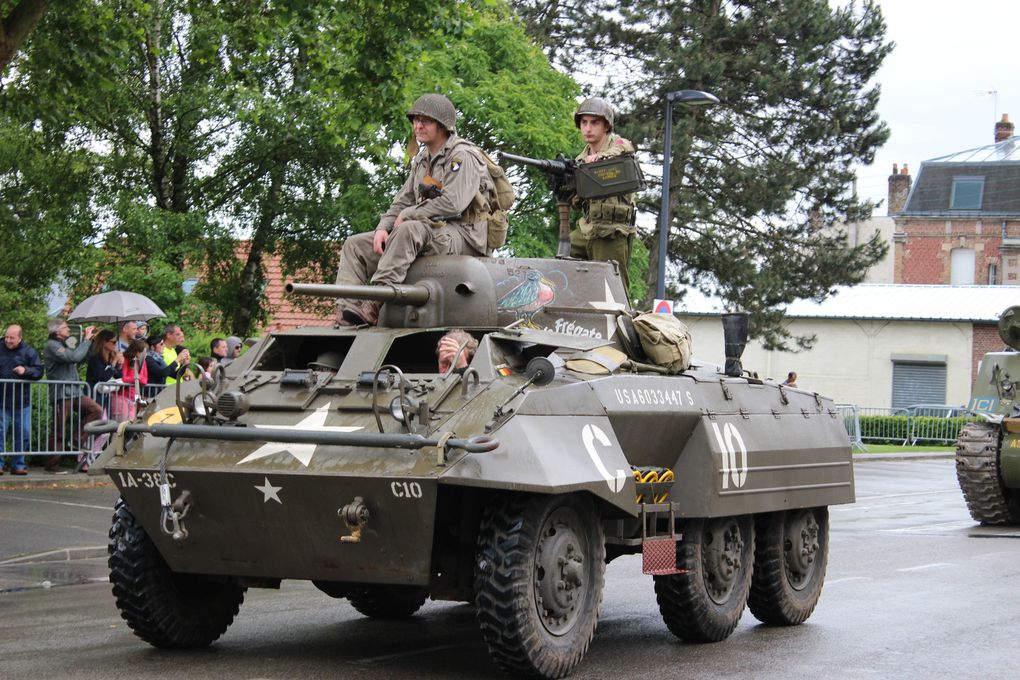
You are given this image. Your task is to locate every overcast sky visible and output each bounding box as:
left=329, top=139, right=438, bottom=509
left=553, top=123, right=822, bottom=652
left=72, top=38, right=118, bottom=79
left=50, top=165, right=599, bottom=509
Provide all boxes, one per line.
left=856, top=1, right=1020, bottom=210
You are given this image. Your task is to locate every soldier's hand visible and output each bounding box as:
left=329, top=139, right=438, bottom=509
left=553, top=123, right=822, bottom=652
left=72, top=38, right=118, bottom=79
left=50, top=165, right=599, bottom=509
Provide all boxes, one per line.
left=373, top=229, right=389, bottom=255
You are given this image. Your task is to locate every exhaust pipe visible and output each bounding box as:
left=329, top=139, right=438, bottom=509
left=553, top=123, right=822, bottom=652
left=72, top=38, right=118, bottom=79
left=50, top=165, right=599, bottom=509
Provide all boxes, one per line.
left=721, top=313, right=748, bottom=377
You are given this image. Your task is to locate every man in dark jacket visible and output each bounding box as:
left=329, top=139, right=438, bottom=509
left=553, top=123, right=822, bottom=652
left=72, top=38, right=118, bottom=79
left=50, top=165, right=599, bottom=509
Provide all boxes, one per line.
left=43, top=318, right=103, bottom=473
left=1, top=325, right=43, bottom=475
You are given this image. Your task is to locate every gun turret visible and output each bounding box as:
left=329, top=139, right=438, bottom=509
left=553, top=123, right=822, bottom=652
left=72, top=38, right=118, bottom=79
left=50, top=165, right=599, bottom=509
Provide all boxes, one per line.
left=999, top=305, right=1020, bottom=351
left=286, top=255, right=628, bottom=331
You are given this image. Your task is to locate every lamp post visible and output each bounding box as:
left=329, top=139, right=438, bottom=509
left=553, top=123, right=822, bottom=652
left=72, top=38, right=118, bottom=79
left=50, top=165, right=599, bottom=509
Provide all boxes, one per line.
left=656, top=89, right=719, bottom=301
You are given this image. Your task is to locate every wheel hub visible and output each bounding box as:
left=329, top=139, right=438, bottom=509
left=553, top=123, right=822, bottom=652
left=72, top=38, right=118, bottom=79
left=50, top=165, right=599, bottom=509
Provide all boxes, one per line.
left=783, top=509, right=820, bottom=590
left=534, top=507, right=586, bottom=635
left=702, top=519, right=744, bottom=604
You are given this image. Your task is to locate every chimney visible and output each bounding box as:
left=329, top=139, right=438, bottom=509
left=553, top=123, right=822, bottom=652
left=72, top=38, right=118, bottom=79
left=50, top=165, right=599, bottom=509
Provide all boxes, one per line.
left=888, top=163, right=911, bottom=215
left=995, top=113, right=1014, bottom=143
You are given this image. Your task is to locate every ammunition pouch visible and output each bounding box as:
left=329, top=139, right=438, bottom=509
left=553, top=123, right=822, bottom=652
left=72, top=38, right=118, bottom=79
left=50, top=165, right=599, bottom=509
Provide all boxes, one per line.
left=632, top=312, right=693, bottom=374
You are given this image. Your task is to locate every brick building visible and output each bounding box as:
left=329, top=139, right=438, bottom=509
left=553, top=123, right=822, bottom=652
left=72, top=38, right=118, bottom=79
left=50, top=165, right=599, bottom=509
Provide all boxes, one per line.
left=892, top=114, right=1020, bottom=286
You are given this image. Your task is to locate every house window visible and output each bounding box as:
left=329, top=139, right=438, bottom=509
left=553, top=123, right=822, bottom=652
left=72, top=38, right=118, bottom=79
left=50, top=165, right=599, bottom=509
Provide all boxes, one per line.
left=950, top=177, right=984, bottom=209
left=950, top=248, right=975, bottom=284
left=989, top=262, right=998, bottom=285
left=891, top=355, right=947, bottom=409
left=182, top=278, right=199, bottom=294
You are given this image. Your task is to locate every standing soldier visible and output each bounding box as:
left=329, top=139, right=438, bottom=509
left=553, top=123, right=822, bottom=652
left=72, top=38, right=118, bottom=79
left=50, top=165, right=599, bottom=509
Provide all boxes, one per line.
left=569, top=97, right=638, bottom=294
left=333, top=93, right=494, bottom=326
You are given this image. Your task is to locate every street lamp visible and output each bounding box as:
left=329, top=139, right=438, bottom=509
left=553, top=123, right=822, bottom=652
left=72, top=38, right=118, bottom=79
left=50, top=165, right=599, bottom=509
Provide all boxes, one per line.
left=656, top=89, right=719, bottom=301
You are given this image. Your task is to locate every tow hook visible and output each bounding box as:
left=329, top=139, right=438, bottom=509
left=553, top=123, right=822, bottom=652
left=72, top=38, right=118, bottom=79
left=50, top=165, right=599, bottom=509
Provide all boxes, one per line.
left=339, top=496, right=370, bottom=543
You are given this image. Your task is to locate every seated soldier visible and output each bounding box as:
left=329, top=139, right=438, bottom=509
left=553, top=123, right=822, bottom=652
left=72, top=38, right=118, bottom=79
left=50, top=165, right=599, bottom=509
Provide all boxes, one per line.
left=334, top=94, right=495, bottom=327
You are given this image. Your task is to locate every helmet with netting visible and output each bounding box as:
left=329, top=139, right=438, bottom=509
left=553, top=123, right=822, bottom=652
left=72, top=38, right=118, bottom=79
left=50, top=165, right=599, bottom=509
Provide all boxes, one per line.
left=574, top=97, right=614, bottom=131
left=407, top=94, right=457, bottom=133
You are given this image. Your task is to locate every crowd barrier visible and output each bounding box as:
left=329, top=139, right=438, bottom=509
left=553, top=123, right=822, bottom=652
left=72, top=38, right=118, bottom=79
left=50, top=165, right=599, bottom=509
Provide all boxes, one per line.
left=0, top=378, right=166, bottom=468
left=836, top=403, right=977, bottom=449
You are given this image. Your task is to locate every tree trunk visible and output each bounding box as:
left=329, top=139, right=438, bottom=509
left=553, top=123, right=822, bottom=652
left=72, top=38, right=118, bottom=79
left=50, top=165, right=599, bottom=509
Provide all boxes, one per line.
left=233, top=161, right=286, bottom=336
left=0, top=1, right=49, bottom=74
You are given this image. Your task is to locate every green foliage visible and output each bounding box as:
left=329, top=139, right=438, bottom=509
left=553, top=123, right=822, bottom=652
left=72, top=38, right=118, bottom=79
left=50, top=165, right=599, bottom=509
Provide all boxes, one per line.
left=511, top=0, right=893, bottom=349
left=859, top=415, right=976, bottom=445
left=0, top=0, right=581, bottom=337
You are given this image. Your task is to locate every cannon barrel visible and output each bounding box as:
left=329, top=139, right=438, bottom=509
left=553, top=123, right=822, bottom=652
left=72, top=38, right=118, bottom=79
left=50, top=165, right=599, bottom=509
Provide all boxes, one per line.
left=499, top=151, right=572, bottom=175
left=285, top=282, right=431, bottom=306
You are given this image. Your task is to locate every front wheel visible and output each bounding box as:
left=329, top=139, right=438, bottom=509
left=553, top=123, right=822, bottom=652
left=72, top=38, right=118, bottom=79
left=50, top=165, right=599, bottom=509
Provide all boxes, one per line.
left=654, top=515, right=754, bottom=643
left=748, top=507, right=829, bottom=625
left=108, top=498, right=245, bottom=647
left=474, top=493, right=605, bottom=679
left=347, top=584, right=429, bottom=619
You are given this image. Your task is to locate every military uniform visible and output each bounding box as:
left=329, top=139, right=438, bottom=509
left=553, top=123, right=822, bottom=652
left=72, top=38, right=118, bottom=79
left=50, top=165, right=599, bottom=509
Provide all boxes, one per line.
left=334, top=93, right=496, bottom=325
left=569, top=132, right=637, bottom=292
left=335, top=134, right=490, bottom=291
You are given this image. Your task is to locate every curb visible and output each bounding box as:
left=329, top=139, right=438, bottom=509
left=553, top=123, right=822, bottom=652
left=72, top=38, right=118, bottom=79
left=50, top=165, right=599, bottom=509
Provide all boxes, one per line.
left=853, top=452, right=954, bottom=462
left=0, top=546, right=108, bottom=566
left=0, top=472, right=112, bottom=489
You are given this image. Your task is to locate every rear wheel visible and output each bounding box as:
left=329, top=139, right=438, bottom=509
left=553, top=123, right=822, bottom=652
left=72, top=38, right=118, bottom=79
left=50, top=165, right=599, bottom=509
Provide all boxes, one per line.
left=347, top=585, right=429, bottom=619
left=108, top=498, right=245, bottom=648
left=955, top=421, right=1020, bottom=524
left=748, top=508, right=828, bottom=625
left=654, top=515, right=753, bottom=643
left=474, top=493, right=605, bottom=679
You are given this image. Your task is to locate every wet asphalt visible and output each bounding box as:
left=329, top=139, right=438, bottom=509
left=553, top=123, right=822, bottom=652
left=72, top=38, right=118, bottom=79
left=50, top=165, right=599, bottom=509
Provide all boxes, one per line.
left=3, top=453, right=1019, bottom=679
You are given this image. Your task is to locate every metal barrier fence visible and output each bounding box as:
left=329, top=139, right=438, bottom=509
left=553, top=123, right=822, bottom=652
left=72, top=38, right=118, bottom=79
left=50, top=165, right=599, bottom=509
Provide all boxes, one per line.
left=836, top=403, right=978, bottom=448
left=0, top=378, right=166, bottom=470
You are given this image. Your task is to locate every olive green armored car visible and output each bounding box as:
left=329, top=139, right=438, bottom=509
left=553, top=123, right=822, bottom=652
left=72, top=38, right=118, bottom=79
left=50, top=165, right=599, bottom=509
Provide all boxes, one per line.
left=92, top=255, right=853, bottom=678
left=956, top=305, right=1020, bottom=524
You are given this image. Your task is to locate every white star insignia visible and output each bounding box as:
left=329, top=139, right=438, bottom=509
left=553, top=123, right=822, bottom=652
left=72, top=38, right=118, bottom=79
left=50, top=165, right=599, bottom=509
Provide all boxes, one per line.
left=236, top=403, right=363, bottom=467
left=588, top=280, right=627, bottom=339
left=254, top=477, right=282, bottom=504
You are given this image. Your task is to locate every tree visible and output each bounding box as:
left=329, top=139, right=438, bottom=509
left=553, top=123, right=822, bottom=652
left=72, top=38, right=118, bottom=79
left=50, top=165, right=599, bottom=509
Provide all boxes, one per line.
left=2, top=0, right=580, bottom=337
left=0, top=0, right=50, bottom=73
left=512, top=0, right=892, bottom=349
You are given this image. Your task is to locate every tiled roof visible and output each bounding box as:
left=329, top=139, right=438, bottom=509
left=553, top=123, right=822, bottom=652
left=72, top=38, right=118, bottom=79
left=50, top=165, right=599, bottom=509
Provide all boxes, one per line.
left=260, top=250, right=335, bottom=331
left=901, top=136, right=1020, bottom=216
left=676, top=284, right=1020, bottom=323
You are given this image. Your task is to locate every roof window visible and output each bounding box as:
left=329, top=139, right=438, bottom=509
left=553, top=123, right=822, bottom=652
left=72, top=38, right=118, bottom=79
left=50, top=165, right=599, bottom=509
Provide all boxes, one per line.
left=950, top=177, right=984, bottom=210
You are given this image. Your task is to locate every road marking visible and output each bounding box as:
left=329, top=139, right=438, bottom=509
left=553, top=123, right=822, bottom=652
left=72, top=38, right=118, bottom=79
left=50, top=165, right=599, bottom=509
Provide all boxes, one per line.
left=825, top=576, right=871, bottom=585
left=351, top=642, right=474, bottom=664
left=0, top=494, right=111, bottom=511
left=896, top=562, right=956, bottom=572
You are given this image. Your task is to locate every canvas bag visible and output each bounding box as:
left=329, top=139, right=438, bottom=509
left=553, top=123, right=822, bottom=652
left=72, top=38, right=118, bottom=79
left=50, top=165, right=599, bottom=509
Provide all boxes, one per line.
left=632, top=313, right=693, bottom=374
left=451, top=140, right=516, bottom=249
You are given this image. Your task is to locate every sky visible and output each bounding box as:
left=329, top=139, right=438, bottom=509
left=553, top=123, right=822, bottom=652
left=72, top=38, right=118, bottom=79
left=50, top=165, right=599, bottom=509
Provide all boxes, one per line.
left=856, top=1, right=1020, bottom=210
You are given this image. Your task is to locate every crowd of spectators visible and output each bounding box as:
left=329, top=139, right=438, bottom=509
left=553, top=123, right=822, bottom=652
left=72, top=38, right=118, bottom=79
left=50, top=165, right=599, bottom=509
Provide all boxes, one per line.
left=0, top=317, right=244, bottom=475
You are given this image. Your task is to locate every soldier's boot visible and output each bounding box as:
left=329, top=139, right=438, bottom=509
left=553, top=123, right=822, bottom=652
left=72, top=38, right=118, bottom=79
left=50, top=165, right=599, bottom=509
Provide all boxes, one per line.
left=342, top=300, right=382, bottom=326
left=334, top=300, right=355, bottom=327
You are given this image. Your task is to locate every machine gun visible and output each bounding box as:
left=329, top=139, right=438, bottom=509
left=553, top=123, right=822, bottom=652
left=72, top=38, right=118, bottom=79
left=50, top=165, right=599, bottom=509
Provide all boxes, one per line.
left=500, top=151, right=644, bottom=257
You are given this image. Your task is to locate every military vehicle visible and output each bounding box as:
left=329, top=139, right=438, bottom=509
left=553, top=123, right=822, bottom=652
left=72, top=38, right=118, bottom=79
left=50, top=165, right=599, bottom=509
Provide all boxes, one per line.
left=956, top=305, right=1020, bottom=524
left=91, top=254, right=853, bottom=678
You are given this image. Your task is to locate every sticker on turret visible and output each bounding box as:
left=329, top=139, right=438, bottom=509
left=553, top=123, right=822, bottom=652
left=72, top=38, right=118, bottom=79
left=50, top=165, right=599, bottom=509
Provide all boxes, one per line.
left=710, top=422, right=748, bottom=489
left=969, top=397, right=999, bottom=413
left=581, top=423, right=627, bottom=493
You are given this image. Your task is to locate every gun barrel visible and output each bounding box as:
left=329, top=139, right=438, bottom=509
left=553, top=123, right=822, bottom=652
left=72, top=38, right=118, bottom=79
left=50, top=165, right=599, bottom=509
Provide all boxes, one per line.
left=499, top=152, right=571, bottom=175
left=285, top=282, right=431, bottom=306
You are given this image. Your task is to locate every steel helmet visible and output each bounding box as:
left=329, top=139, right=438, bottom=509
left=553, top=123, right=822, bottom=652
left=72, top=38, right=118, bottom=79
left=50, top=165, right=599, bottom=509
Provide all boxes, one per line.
left=406, top=94, right=457, bottom=133
left=574, top=97, right=614, bottom=131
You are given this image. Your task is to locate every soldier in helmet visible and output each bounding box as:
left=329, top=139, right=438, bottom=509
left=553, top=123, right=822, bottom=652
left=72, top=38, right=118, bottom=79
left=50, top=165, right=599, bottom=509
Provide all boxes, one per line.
left=569, top=97, right=638, bottom=293
left=333, top=94, right=495, bottom=326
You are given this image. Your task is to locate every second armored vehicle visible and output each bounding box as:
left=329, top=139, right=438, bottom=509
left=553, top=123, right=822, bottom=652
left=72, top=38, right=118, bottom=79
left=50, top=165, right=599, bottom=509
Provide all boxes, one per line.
left=93, top=255, right=853, bottom=677
left=956, top=305, right=1020, bottom=524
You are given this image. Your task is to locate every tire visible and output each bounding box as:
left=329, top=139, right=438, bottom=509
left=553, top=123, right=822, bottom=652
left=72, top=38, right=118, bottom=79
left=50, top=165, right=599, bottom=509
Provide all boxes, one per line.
left=108, top=497, right=245, bottom=648
left=955, top=421, right=1020, bottom=525
left=474, top=493, right=605, bottom=679
left=748, top=507, right=829, bottom=625
left=347, top=585, right=429, bottom=619
left=654, top=515, right=753, bottom=643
